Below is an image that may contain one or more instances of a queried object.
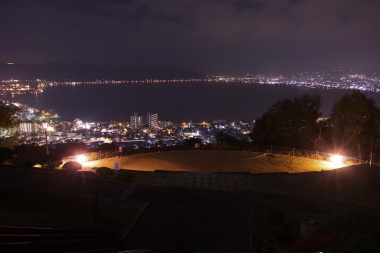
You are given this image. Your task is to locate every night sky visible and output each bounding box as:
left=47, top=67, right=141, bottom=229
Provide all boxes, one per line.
left=1, top=0, right=380, bottom=74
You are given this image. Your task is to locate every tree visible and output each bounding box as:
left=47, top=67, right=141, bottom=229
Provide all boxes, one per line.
left=62, top=161, right=82, bottom=171
left=0, top=147, right=13, bottom=165
left=40, top=154, right=63, bottom=169
left=0, top=102, right=19, bottom=147
left=0, top=102, right=18, bottom=129
left=251, top=94, right=321, bottom=149
left=215, top=130, right=237, bottom=145
left=330, top=90, right=380, bottom=160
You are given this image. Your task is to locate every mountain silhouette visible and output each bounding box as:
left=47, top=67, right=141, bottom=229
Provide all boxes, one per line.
left=0, top=63, right=204, bottom=81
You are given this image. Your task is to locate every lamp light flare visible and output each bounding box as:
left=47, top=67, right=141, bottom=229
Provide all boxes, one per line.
left=330, top=154, right=344, bottom=168
left=76, top=154, right=86, bottom=164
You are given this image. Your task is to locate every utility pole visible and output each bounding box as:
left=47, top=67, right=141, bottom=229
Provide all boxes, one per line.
left=42, top=122, right=49, bottom=155
left=370, top=124, right=377, bottom=167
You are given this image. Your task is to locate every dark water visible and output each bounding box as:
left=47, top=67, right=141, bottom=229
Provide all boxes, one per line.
left=4, top=83, right=380, bottom=123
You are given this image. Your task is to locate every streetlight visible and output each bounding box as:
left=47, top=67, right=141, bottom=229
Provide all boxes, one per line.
left=370, top=124, right=377, bottom=168
left=42, top=122, right=49, bottom=155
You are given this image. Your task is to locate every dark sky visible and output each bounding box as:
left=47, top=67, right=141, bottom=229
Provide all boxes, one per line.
left=1, top=0, right=379, bottom=74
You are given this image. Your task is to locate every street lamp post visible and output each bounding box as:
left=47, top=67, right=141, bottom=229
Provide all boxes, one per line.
left=42, top=122, right=49, bottom=156
left=370, top=124, right=377, bottom=168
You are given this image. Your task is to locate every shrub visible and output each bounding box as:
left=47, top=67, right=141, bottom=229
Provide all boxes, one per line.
left=270, top=209, right=285, bottom=225
left=103, top=151, right=116, bottom=158
left=345, top=160, right=356, bottom=166
left=62, top=161, right=82, bottom=171
left=88, top=152, right=99, bottom=161
left=12, top=158, right=36, bottom=169
left=289, top=233, right=363, bottom=253
left=96, top=167, right=114, bottom=178
left=0, top=147, right=14, bottom=165
left=289, top=212, right=380, bottom=253
left=40, top=154, right=63, bottom=169
left=115, top=170, right=134, bottom=182
left=316, top=212, right=380, bottom=237
left=326, top=238, right=380, bottom=253
left=307, top=153, right=323, bottom=160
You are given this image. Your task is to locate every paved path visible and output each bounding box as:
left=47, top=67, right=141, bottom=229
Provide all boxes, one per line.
left=83, top=165, right=259, bottom=190
left=134, top=171, right=256, bottom=190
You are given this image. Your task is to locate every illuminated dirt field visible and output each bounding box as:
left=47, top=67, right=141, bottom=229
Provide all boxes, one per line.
left=84, top=150, right=338, bottom=173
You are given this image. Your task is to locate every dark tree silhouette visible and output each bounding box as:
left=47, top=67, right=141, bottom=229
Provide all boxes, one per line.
left=0, top=101, right=18, bottom=129
left=330, top=90, right=380, bottom=160
left=0, top=147, right=13, bottom=165
left=251, top=94, right=321, bottom=149
left=0, top=102, right=19, bottom=148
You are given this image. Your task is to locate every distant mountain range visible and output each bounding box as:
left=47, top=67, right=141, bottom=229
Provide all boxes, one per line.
left=0, top=63, right=205, bottom=81
left=1, top=63, right=379, bottom=81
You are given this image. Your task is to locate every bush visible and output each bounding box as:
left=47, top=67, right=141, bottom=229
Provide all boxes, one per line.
left=289, top=212, right=380, bottom=253
left=12, top=158, right=36, bottom=169
left=0, top=147, right=14, bottom=165
left=316, top=212, right=380, bottom=237
left=289, top=233, right=363, bottom=253
left=270, top=209, right=286, bottom=225
left=88, top=152, right=99, bottom=161
left=306, top=153, right=323, bottom=160
left=115, top=170, right=134, bottom=182
left=326, top=238, right=380, bottom=253
left=40, top=154, right=63, bottom=169
left=96, top=167, right=114, bottom=178
left=62, top=161, right=82, bottom=171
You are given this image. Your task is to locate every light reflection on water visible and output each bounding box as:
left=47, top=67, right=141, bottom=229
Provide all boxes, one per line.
left=4, top=82, right=380, bottom=122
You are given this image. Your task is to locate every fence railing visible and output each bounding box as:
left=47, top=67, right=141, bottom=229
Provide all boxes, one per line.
left=61, top=144, right=365, bottom=166
left=62, top=150, right=118, bottom=164
left=250, top=145, right=364, bottom=164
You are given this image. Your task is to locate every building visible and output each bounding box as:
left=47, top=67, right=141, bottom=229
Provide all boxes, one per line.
left=130, top=112, right=143, bottom=130
left=158, top=120, right=173, bottom=127
left=146, top=112, right=159, bottom=129
left=19, top=121, right=38, bottom=133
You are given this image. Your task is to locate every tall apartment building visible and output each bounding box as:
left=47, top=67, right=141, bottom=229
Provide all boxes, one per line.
left=19, top=121, right=38, bottom=133
left=145, top=112, right=159, bottom=129
left=130, top=112, right=143, bottom=130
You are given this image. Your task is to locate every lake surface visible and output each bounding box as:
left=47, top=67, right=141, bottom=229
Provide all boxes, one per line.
left=4, top=83, right=380, bottom=123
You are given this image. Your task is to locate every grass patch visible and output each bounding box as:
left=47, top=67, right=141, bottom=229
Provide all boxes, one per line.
left=85, top=151, right=335, bottom=173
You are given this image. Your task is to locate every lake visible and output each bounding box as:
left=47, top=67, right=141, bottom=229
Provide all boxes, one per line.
left=4, top=82, right=380, bottom=123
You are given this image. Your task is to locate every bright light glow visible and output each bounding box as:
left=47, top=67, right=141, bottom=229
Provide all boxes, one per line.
left=76, top=154, right=87, bottom=164
left=330, top=154, right=342, bottom=164
left=329, top=154, right=344, bottom=168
